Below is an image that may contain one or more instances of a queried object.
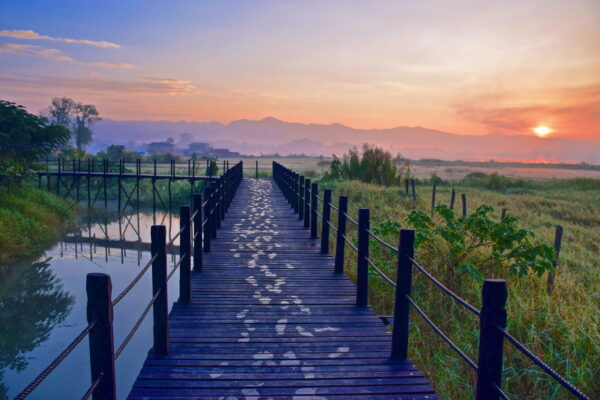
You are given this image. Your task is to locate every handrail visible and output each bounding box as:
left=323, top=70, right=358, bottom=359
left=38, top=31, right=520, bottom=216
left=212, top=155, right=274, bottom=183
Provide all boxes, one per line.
left=113, top=288, right=162, bottom=360
left=112, top=253, right=158, bottom=306
left=80, top=372, right=104, bottom=400
left=367, top=229, right=398, bottom=252
left=14, top=319, right=98, bottom=400
left=342, top=233, right=358, bottom=252
left=406, top=294, right=479, bottom=371
left=342, top=211, right=359, bottom=226
left=410, top=257, right=481, bottom=317
left=495, top=324, right=590, bottom=400
left=365, top=256, right=396, bottom=288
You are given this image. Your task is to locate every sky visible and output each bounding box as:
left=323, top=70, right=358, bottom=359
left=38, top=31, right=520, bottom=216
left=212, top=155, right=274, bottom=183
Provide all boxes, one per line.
left=1, top=0, right=599, bottom=140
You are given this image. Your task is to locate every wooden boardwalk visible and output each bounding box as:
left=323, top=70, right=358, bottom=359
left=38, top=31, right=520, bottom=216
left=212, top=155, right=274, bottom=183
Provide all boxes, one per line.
left=128, top=179, right=437, bottom=399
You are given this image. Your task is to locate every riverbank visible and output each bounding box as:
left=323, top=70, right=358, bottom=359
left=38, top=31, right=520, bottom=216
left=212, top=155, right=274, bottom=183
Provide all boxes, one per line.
left=0, top=186, right=77, bottom=264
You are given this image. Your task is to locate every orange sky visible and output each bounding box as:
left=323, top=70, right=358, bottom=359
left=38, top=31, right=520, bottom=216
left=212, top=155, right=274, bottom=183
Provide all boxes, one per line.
left=1, top=1, right=599, bottom=139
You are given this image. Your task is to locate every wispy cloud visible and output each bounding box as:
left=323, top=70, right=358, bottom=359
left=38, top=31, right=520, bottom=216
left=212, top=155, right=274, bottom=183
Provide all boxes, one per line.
left=142, top=77, right=201, bottom=94
left=0, top=74, right=201, bottom=96
left=0, top=29, right=119, bottom=48
left=0, top=43, right=134, bottom=68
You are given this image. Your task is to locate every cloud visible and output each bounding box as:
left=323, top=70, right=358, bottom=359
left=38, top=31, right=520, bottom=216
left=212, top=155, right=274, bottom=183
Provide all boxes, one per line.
left=142, top=77, right=201, bottom=94
left=0, top=43, right=134, bottom=68
left=0, top=74, right=201, bottom=96
left=0, top=43, right=74, bottom=61
left=0, top=29, right=119, bottom=48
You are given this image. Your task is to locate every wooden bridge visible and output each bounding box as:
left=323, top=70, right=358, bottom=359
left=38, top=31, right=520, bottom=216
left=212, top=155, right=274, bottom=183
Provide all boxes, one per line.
left=127, top=178, right=436, bottom=399
left=16, top=161, right=590, bottom=400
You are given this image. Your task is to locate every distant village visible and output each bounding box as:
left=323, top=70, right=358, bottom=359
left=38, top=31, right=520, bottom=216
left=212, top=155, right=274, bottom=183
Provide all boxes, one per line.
left=146, top=140, right=241, bottom=158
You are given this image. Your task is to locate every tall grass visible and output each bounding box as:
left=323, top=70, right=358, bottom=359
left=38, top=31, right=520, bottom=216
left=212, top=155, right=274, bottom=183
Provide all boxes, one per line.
left=317, top=176, right=599, bottom=399
left=0, top=186, right=76, bottom=263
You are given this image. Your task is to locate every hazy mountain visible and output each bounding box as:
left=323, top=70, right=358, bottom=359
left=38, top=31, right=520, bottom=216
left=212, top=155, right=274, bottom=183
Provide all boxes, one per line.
left=91, top=117, right=599, bottom=163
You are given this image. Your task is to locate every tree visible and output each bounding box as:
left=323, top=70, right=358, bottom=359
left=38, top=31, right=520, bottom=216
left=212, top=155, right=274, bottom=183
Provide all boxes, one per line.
left=44, top=97, right=76, bottom=128
left=73, top=103, right=101, bottom=151
left=0, top=100, right=70, bottom=187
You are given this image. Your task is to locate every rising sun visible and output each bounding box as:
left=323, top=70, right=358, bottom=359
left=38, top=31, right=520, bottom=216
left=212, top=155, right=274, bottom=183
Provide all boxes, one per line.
left=533, top=126, right=553, bottom=137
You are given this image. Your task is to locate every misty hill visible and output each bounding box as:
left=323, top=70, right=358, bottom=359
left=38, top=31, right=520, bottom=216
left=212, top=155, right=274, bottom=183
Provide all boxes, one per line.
left=91, top=117, right=599, bottom=163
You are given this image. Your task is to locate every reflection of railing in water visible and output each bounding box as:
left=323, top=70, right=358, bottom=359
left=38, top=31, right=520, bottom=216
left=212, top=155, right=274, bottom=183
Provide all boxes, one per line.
left=16, top=162, right=244, bottom=400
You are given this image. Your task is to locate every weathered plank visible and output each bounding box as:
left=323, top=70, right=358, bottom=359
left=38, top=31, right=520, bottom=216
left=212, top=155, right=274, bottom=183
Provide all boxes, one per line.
left=128, top=179, right=437, bottom=399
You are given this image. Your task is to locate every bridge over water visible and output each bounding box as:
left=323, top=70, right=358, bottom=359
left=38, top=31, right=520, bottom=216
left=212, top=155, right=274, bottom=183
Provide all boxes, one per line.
left=16, top=161, right=590, bottom=400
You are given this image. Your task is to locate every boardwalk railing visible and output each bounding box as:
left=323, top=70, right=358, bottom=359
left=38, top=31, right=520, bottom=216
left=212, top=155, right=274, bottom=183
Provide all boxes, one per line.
left=272, top=161, right=591, bottom=400
left=15, top=162, right=243, bottom=400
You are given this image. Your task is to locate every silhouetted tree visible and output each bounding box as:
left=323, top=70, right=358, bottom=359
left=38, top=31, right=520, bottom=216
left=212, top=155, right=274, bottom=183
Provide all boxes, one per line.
left=0, top=100, right=70, bottom=187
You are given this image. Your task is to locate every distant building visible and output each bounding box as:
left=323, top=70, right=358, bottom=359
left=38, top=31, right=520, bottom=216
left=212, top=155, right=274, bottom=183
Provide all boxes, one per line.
left=187, top=142, right=212, bottom=155
left=148, top=141, right=175, bottom=154
left=208, top=148, right=241, bottom=157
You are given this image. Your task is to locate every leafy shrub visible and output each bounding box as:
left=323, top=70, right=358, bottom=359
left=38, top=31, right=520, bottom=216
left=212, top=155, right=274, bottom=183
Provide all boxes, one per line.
left=406, top=204, right=555, bottom=281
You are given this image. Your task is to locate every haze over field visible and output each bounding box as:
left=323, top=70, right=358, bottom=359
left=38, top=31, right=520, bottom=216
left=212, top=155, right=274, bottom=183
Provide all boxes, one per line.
left=1, top=1, right=599, bottom=162
left=93, top=118, right=600, bottom=163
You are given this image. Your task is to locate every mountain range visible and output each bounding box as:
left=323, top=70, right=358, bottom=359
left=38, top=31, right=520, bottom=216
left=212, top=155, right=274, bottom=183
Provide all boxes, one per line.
left=91, top=117, right=599, bottom=163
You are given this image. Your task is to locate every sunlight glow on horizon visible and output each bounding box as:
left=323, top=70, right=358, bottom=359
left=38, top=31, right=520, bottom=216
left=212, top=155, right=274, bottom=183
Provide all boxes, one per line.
left=533, top=126, right=553, bottom=137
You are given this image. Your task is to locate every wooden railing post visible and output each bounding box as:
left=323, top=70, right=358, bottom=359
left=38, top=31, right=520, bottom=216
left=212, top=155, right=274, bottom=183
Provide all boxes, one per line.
left=86, top=273, right=116, bottom=400
left=293, top=173, right=299, bottom=214
left=211, top=182, right=219, bottom=236
left=256, top=160, right=258, bottom=179
left=450, top=188, right=456, bottom=210
left=334, top=196, right=348, bottom=274
left=320, top=189, right=332, bottom=254
left=476, top=279, right=508, bottom=400
left=203, top=187, right=211, bottom=251
left=391, top=229, right=415, bottom=360
left=298, top=176, right=305, bottom=221
left=193, top=194, right=203, bottom=271
left=303, top=178, right=311, bottom=228
left=310, top=183, right=318, bottom=239
left=179, top=206, right=191, bottom=304
left=357, top=208, right=370, bottom=307
left=151, top=225, right=168, bottom=354
left=462, top=193, right=467, bottom=217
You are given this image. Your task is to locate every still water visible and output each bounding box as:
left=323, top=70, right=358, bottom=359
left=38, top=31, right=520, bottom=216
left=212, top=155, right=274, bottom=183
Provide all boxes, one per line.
left=0, top=209, right=183, bottom=399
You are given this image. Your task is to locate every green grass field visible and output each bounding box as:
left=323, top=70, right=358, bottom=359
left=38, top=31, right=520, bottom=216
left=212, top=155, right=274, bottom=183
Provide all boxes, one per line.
left=313, top=175, right=599, bottom=399
left=0, top=186, right=77, bottom=264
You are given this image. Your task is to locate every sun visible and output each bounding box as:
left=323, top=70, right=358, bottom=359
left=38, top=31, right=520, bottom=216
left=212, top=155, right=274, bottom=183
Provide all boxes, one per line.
left=533, top=126, right=553, bottom=137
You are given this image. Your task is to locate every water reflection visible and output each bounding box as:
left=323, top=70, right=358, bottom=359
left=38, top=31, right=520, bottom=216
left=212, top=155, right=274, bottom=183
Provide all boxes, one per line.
left=0, top=259, right=74, bottom=399
left=1, top=207, right=181, bottom=399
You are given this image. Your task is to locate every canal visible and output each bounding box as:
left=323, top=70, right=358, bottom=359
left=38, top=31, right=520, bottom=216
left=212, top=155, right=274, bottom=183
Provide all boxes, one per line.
left=0, top=208, right=183, bottom=400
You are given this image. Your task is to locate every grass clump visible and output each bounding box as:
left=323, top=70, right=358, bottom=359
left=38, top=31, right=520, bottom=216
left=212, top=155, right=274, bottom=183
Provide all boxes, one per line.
left=0, top=186, right=76, bottom=263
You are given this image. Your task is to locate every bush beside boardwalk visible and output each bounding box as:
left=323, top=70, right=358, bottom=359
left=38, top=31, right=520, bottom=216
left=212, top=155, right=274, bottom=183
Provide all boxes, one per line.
left=315, top=176, right=599, bottom=399
left=0, top=186, right=76, bottom=263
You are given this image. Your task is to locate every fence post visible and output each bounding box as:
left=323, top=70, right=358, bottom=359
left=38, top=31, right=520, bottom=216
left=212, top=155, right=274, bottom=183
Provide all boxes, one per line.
left=334, top=196, right=348, bottom=274
left=256, top=160, right=258, bottom=179
left=193, top=194, right=203, bottom=271
left=476, top=279, right=508, bottom=400
left=212, top=182, right=220, bottom=235
left=501, top=208, right=507, bottom=221
left=86, top=273, right=116, bottom=400
left=391, top=229, right=415, bottom=360
left=462, top=194, right=467, bottom=217
left=203, top=187, right=211, bottom=252
left=179, top=205, right=191, bottom=304
left=450, top=188, right=456, bottom=210
left=431, top=185, right=436, bottom=217
left=298, top=176, right=305, bottom=221
left=151, top=225, right=168, bottom=354
left=411, top=179, right=416, bottom=202
left=220, top=176, right=226, bottom=220
left=310, top=183, right=318, bottom=239
left=303, top=179, right=311, bottom=228
left=357, top=208, right=370, bottom=307
left=320, top=189, right=332, bottom=254
left=546, top=225, right=563, bottom=292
